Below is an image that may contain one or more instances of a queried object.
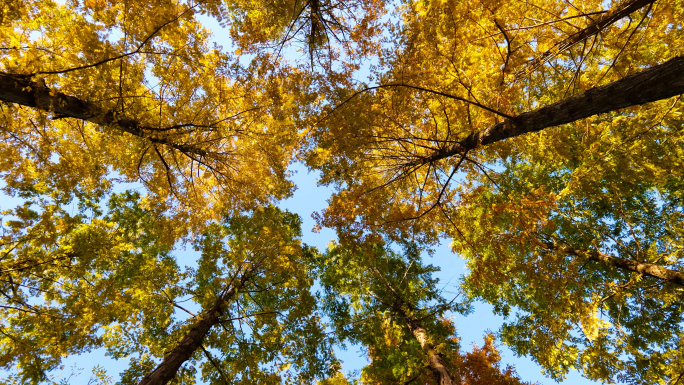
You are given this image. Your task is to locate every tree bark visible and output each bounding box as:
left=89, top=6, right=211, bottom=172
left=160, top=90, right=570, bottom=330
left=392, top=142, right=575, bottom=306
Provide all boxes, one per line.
left=138, top=271, right=252, bottom=385
left=0, top=72, right=207, bottom=156
left=514, top=0, right=656, bottom=79
left=402, top=313, right=456, bottom=385
left=368, top=265, right=458, bottom=385
left=544, top=241, right=684, bottom=287
left=414, top=55, right=684, bottom=166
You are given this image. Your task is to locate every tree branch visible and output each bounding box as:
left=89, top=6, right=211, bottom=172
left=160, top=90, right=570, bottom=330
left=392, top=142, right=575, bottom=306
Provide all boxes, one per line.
left=0, top=72, right=208, bottom=156
left=415, top=55, right=684, bottom=165
left=514, top=0, right=657, bottom=80
left=543, top=240, right=684, bottom=287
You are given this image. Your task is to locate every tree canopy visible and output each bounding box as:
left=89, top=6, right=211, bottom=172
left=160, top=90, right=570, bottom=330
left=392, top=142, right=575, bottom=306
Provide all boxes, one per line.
left=1, top=0, right=683, bottom=383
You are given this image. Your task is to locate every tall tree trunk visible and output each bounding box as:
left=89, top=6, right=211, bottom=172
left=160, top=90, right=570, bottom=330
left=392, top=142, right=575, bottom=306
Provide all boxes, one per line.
left=542, top=241, right=684, bottom=286
left=138, top=271, right=252, bottom=385
left=411, top=55, right=684, bottom=166
left=401, top=311, right=457, bottom=385
left=369, top=265, right=458, bottom=385
left=0, top=72, right=207, bottom=156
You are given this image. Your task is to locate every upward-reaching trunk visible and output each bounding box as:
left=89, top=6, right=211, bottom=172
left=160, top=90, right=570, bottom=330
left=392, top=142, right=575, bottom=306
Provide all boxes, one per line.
left=0, top=72, right=207, bottom=156
left=542, top=241, right=684, bottom=287
left=400, top=310, right=457, bottom=385
left=411, top=55, right=684, bottom=166
left=138, top=271, right=252, bottom=385
left=369, top=266, right=458, bottom=385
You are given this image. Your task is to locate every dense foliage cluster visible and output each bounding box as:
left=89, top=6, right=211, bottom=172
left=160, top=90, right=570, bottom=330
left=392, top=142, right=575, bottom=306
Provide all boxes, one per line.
left=1, top=0, right=683, bottom=383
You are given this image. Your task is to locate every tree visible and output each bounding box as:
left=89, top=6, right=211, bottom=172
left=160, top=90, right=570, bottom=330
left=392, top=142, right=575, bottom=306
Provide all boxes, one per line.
left=1, top=191, right=334, bottom=384
left=137, top=206, right=335, bottom=385
left=314, top=241, right=528, bottom=385
left=1, top=190, right=182, bottom=384
left=305, top=0, right=684, bottom=382
left=0, top=0, right=310, bottom=240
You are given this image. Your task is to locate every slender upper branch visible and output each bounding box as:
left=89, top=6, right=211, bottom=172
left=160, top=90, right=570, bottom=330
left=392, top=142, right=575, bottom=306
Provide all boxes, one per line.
left=514, top=0, right=657, bottom=80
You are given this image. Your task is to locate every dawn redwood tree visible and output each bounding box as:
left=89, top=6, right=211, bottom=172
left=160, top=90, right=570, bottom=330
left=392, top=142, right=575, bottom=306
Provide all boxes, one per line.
left=0, top=0, right=310, bottom=238
left=0, top=191, right=185, bottom=384
left=314, top=241, right=528, bottom=385
left=306, top=0, right=684, bottom=382
left=317, top=241, right=465, bottom=385
left=136, top=206, right=334, bottom=385
left=0, top=192, right=335, bottom=384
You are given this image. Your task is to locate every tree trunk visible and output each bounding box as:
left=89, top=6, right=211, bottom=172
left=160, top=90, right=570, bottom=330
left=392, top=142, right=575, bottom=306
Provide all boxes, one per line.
left=544, top=241, right=684, bottom=287
left=391, top=307, right=457, bottom=385
left=369, top=265, right=458, bottom=385
left=0, top=72, right=206, bottom=156
left=403, top=315, right=457, bottom=385
left=138, top=272, right=252, bottom=385
left=414, top=55, right=684, bottom=166
left=407, top=319, right=456, bottom=385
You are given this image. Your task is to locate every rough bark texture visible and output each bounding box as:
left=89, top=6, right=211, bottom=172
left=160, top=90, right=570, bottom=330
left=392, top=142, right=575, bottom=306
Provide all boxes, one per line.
left=416, top=55, right=684, bottom=165
left=138, top=272, right=252, bottom=385
left=514, top=0, right=656, bottom=79
left=0, top=72, right=206, bottom=156
left=403, top=315, right=456, bottom=385
left=546, top=241, right=684, bottom=286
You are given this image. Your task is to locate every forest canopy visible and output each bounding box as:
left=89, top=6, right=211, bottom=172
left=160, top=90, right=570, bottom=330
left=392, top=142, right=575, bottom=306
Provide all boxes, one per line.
left=1, top=0, right=683, bottom=384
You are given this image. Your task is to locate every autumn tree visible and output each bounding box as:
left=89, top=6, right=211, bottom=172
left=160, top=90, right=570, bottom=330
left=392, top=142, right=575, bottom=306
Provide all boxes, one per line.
left=0, top=0, right=317, bottom=241
left=304, top=0, right=684, bottom=383
left=137, top=206, right=335, bottom=385
left=314, top=241, right=528, bottom=385
left=1, top=190, right=182, bottom=384
left=1, top=191, right=335, bottom=384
